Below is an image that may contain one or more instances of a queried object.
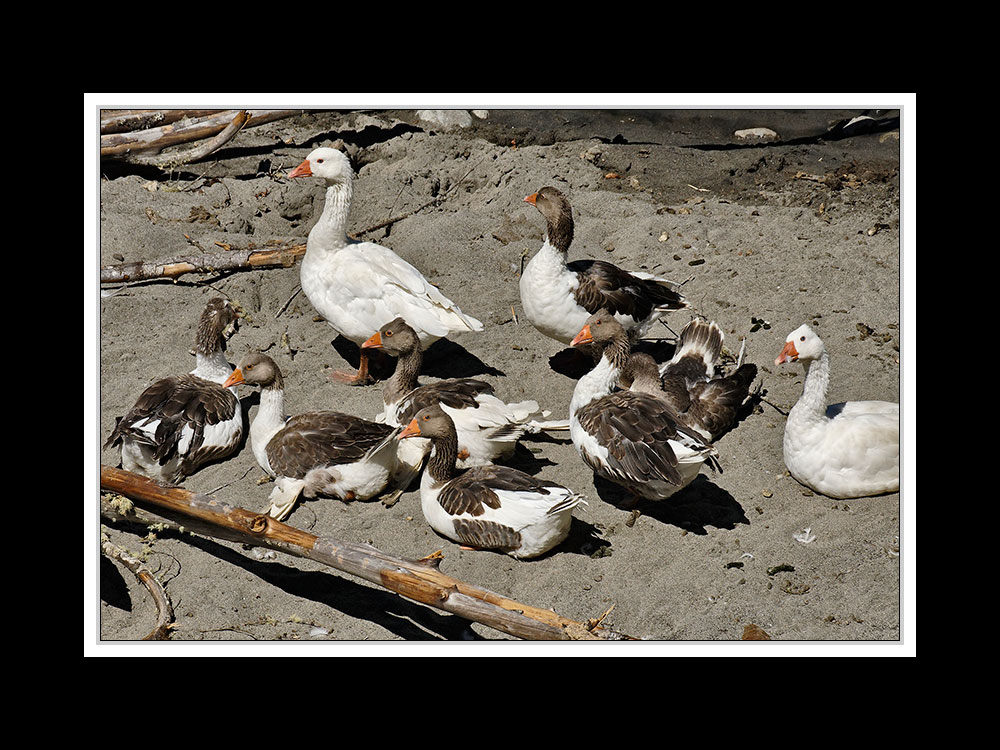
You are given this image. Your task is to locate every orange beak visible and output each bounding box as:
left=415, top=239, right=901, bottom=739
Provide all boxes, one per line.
left=570, top=324, right=593, bottom=347
left=287, top=159, right=312, bottom=179
left=222, top=368, right=244, bottom=388
left=361, top=331, right=382, bottom=350
left=523, top=192, right=539, bottom=205
left=775, top=341, right=799, bottom=365
left=398, top=418, right=421, bottom=440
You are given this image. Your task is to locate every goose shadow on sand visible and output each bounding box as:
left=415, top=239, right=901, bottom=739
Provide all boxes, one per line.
left=591, top=474, right=749, bottom=535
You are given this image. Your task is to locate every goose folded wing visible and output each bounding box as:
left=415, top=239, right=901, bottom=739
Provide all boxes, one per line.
left=105, top=374, right=238, bottom=462
left=569, top=259, right=684, bottom=319
left=576, top=391, right=707, bottom=486
left=264, top=412, right=395, bottom=479
left=395, top=378, right=496, bottom=423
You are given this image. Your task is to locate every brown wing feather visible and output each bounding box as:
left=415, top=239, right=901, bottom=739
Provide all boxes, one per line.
left=435, top=465, right=562, bottom=516
left=395, top=378, right=495, bottom=423
left=576, top=390, right=707, bottom=486
left=265, top=412, right=394, bottom=479
left=569, top=259, right=685, bottom=320
left=105, top=374, right=238, bottom=465
left=685, top=363, right=758, bottom=439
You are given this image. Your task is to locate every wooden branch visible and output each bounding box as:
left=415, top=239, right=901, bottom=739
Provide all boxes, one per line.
left=100, top=109, right=304, bottom=160
left=101, top=535, right=175, bottom=640
left=100, top=109, right=222, bottom=135
left=100, top=242, right=306, bottom=284
left=130, top=110, right=251, bottom=168
left=100, top=465, right=632, bottom=641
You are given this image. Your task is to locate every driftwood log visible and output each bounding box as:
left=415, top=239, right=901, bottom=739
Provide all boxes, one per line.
left=100, top=465, right=632, bottom=641
left=100, top=109, right=304, bottom=162
left=100, top=242, right=306, bottom=284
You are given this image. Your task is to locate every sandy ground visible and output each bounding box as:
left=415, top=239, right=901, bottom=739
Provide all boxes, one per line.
left=92, top=107, right=908, bottom=650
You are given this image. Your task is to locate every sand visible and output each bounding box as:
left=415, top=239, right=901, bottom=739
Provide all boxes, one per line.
left=93, top=108, right=907, bottom=650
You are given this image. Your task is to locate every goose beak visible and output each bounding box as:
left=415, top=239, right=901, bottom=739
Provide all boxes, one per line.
left=775, top=341, right=798, bottom=365
left=287, top=159, right=312, bottom=179
left=361, top=331, right=382, bottom=350
left=398, top=419, right=421, bottom=440
left=570, top=324, right=593, bottom=347
left=222, top=368, right=244, bottom=388
left=523, top=192, right=539, bottom=205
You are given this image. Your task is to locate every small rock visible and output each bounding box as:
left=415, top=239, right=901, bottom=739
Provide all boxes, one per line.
left=734, top=127, right=779, bottom=141
left=742, top=624, right=771, bottom=640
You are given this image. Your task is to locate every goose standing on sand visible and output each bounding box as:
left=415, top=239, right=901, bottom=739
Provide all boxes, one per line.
left=775, top=324, right=899, bottom=498
left=104, top=298, right=243, bottom=485
left=223, top=352, right=403, bottom=521
left=287, top=147, right=483, bottom=384
left=362, top=317, right=569, bottom=473
left=398, top=404, right=586, bottom=559
left=568, top=311, right=719, bottom=502
left=621, top=318, right=758, bottom=441
left=520, top=186, right=687, bottom=346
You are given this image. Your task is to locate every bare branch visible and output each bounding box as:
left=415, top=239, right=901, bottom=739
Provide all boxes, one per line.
left=100, top=465, right=633, bottom=641
left=101, top=535, right=175, bottom=640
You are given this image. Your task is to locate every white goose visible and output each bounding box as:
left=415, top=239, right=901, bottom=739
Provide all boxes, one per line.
left=105, top=298, right=243, bottom=485
left=398, top=403, right=586, bottom=559
left=775, top=324, right=899, bottom=498
left=223, top=352, right=403, bottom=521
left=287, top=147, right=483, bottom=384
left=361, top=317, right=568, bottom=473
left=621, top=318, right=758, bottom=441
left=568, top=310, right=719, bottom=502
left=520, top=186, right=687, bottom=346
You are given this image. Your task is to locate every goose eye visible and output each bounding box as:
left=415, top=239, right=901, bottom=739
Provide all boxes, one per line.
left=385, top=330, right=393, bottom=337
left=316, top=158, right=324, bottom=164
left=800, top=336, right=806, bottom=342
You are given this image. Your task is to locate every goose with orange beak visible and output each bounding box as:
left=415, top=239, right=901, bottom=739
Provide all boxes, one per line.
left=568, top=310, right=719, bottom=504
left=286, top=146, right=483, bottom=385
left=520, top=185, right=687, bottom=347
left=363, top=317, right=568, bottom=471
left=223, top=351, right=407, bottom=520
left=774, top=324, right=899, bottom=498
left=397, top=404, right=585, bottom=559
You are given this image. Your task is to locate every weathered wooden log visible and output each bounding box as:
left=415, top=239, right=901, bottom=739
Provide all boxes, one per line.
left=100, top=109, right=303, bottom=159
left=100, top=242, right=306, bottom=284
left=100, top=109, right=222, bottom=135
left=100, top=465, right=632, bottom=641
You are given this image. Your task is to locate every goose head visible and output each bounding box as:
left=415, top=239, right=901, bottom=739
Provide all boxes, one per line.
left=195, top=297, right=237, bottom=355
left=775, top=324, right=826, bottom=365
left=524, top=186, right=573, bottom=233
left=397, top=403, right=457, bottom=442
left=362, top=317, right=420, bottom=357
left=287, top=147, right=353, bottom=184
left=570, top=309, right=626, bottom=350
left=223, top=351, right=283, bottom=389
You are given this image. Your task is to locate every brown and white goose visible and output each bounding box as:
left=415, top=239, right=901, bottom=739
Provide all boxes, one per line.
left=621, top=318, right=758, bottom=441
left=104, top=298, right=243, bottom=485
left=362, top=317, right=568, bottom=472
left=568, top=310, right=719, bottom=502
left=398, top=404, right=586, bottom=559
left=521, top=186, right=687, bottom=346
left=222, top=351, right=403, bottom=521
left=287, top=147, right=483, bottom=385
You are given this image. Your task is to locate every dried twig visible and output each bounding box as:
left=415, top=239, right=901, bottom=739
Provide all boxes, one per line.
left=100, top=465, right=633, bottom=641
left=101, top=535, right=175, bottom=640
